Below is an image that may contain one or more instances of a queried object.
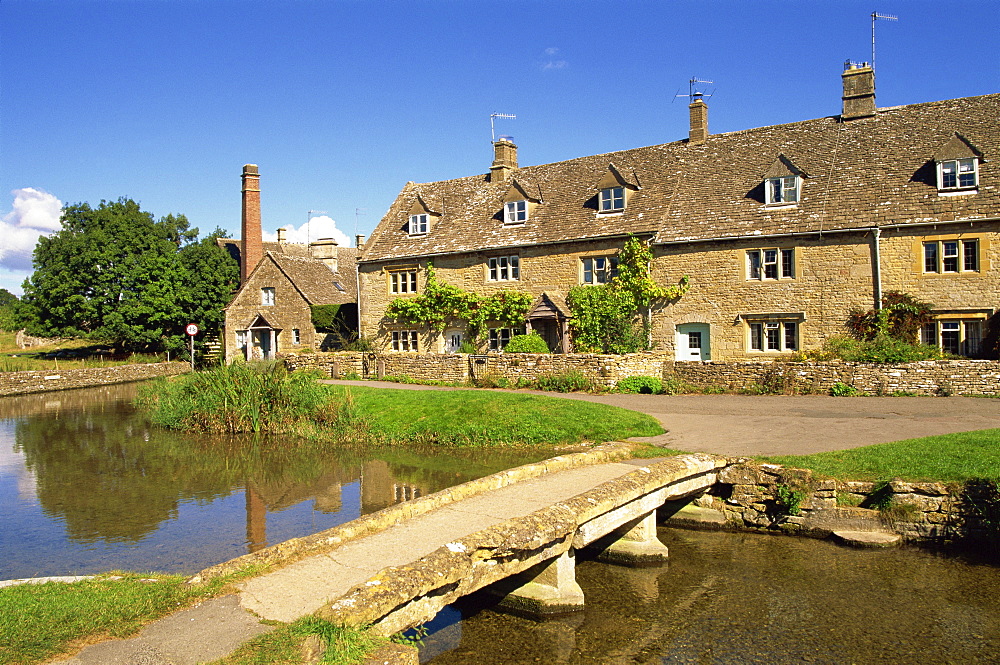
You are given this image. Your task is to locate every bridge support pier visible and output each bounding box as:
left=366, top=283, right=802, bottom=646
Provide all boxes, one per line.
left=495, top=549, right=585, bottom=617
left=596, top=511, right=670, bottom=567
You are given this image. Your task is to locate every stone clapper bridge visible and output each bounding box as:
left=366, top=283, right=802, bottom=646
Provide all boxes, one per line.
left=192, top=448, right=728, bottom=640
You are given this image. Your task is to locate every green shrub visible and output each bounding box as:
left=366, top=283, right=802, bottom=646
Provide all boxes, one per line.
left=534, top=370, right=593, bottom=393
left=775, top=484, right=806, bottom=516
left=823, top=334, right=941, bottom=363
left=457, top=340, right=478, bottom=354
left=830, top=382, right=861, bottom=396
left=615, top=376, right=663, bottom=394
left=503, top=332, right=550, bottom=354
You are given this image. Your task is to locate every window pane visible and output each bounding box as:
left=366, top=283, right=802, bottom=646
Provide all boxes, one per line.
left=768, top=179, right=780, bottom=203
left=781, top=249, right=794, bottom=278
left=783, top=176, right=798, bottom=202
left=920, top=323, right=937, bottom=346
left=764, top=250, right=778, bottom=279
left=941, top=321, right=960, bottom=355
left=941, top=161, right=957, bottom=188
left=784, top=322, right=797, bottom=351
left=965, top=321, right=983, bottom=356
left=488, top=258, right=497, bottom=281
left=959, top=159, right=977, bottom=187
left=765, top=322, right=780, bottom=350
left=924, top=242, right=938, bottom=273
left=749, top=323, right=762, bottom=350
left=943, top=241, right=959, bottom=272
left=510, top=255, right=520, bottom=279
left=582, top=258, right=593, bottom=284
left=964, top=240, right=979, bottom=271
left=748, top=251, right=761, bottom=279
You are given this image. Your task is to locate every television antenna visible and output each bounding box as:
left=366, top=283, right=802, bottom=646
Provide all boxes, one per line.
left=490, top=113, right=516, bottom=142
left=673, top=77, right=715, bottom=103
left=306, top=209, right=326, bottom=244
left=871, top=11, right=898, bottom=74
left=354, top=207, right=366, bottom=240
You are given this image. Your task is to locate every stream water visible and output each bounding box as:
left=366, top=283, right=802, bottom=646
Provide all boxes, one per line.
left=3, top=384, right=999, bottom=663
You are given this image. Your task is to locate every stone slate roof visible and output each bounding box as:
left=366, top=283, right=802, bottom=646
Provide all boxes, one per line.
left=360, top=93, right=999, bottom=263
left=217, top=238, right=313, bottom=267
left=268, top=250, right=358, bottom=305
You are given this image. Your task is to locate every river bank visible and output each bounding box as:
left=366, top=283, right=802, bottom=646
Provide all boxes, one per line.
left=0, top=361, right=191, bottom=396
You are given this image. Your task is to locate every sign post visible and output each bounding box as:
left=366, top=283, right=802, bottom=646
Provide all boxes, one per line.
left=185, top=323, right=199, bottom=370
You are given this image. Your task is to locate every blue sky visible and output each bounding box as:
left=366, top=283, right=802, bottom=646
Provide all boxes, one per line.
left=2, top=0, right=998, bottom=295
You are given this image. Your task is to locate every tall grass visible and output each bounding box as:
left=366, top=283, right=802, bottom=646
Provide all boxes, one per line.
left=138, top=362, right=342, bottom=434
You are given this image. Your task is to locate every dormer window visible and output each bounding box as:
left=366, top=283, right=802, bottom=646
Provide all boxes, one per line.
left=408, top=213, right=429, bottom=235
left=933, top=133, right=982, bottom=194
left=505, top=200, right=528, bottom=224
left=762, top=155, right=805, bottom=206
left=599, top=186, right=625, bottom=212
left=766, top=176, right=799, bottom=204
left=938, top=158, right=978, bottom=190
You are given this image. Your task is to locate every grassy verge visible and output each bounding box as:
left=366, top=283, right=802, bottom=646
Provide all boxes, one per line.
left=332, top=385, right=662, bottom=446
left=207, top=617, right=384, bottom=665
left=763, top=429, right=1000, bottom=482
left=0, top=573, right=226, bottom=665
left=0, top=332, right=166, bottom=372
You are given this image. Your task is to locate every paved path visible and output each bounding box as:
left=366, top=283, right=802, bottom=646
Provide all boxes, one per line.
left=322, top=380, right=1000, bottom=456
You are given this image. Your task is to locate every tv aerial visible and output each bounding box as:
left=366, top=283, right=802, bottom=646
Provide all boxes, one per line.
left=673, top=77, right=715, bottom=104
left=490, top=113, right=516, bottom=142
left=871, top=11, right=898, bottom=74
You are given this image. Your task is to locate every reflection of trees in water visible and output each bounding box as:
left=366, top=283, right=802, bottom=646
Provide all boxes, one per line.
left=11, top=391, right=552, bottom=548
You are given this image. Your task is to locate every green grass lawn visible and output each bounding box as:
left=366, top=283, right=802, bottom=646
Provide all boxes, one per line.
left=332, top=385, right=663, bottom=446
left=763, top=428, right=1000, bottom=482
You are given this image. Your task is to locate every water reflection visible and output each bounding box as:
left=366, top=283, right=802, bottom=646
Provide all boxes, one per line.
left=424, top=529, right=1000, bottom=664
left=0, top=384, right=552, bottom=579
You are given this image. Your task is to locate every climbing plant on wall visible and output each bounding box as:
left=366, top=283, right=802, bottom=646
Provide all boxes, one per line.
left=385, top=263, right=533, bottom=340
left=567, top=235, right=690, bottom=354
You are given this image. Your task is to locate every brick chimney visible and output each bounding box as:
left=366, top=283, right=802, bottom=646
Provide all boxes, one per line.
left=241, top=164, right=262, bottom=284
left=490, top=137, right=518, bottom=180
left=689, top=93, right=708, bottom=144
left=841, top=62, right=876, bottom=120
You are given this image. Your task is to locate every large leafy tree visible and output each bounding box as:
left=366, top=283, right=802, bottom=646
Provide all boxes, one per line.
left=21, top=199, right=238, bottom=353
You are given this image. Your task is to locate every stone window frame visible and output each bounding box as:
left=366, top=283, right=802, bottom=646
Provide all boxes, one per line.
left=292, top=328, right=301, bottom=345
left=388, top=268, right=419, bottom=295
left=598, top=186, right=625, bottom=213
left=580, top=255, right=619, bottom=285
left=920, top=318, right=985, bottom=357
left=391, top=330, right=418, bottom=351
left=921, top=237, right=980, bottom=274
left=235, top=330, right=248, bottom=350
left=504, top=200, right=528, bottom=225
left=487, top=255, right=520, bottom=282
left=936, top=157, right=979, bottom=192
left=260, top=287, right=275, bottom=306
left=746, top=248, right=795, bottom=281
left=408, top=213, right=429, bottom=236
left=765, top=175, right=800, bottom=205
left=741, top=313, right=804, bottom=354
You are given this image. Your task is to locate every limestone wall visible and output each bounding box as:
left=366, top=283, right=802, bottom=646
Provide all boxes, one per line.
left=673, top=461, right=995, bottom=546
left=287, top=351, right=1000, bottom=395
left=0, top=362, right=192, bottom=397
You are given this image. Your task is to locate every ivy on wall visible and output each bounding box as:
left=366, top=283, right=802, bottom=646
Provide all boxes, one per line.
left=386, top=263, right=533, bottom=340
left=568, top=236, right=690, bottom=353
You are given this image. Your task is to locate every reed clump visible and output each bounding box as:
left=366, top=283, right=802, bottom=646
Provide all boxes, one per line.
left=138, top=361, right=347, bottom=434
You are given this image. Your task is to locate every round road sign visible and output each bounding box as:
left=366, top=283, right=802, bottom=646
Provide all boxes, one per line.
left=185, top=324, right=199, bottom=336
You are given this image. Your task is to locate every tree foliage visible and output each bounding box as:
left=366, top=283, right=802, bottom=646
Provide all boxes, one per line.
left=20, top=199, right=238, bottom=353
left=385, top=263, right=533, bottom=340
left=567, top=236, right=689, bottom=353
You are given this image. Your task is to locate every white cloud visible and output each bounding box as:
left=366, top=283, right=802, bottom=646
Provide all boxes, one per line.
left=262, top=215, right=352, bottom=247
left=541, top=46, right=567, bottom=71
left=0, top=188, right=63, bottom=272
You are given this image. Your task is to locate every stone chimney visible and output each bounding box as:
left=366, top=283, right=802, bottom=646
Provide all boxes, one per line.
left=241, top=164, right=262, bottom=284
left=355, top=234, right=366, bottom=249
left=490, top=137, right=518, bottom=180
left=689, top=93, right=708, bottom=144
left=310, top=238, right=339, bottom=272
left=842, top=61, right=876, bottom=120
left=276, top=227, right=286, bottom=244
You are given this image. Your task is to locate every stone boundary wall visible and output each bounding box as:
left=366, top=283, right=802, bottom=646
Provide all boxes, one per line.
left=670, top=461, right=996, bottom=546
left=286, top=351, right=1000, bottom=395
left=0, top=362, right=191, bottom=397
left=668, top=359, right=1000, bottom=396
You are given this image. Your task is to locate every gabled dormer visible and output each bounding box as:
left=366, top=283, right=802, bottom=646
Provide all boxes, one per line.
left=595, top=163, right=640, bottom=214
left=763, top=155, right=807, bottom=205
left=501, top=179, right=542, bottom=225
left=933, top=133, right=982, bottom=194
left=406, top=193, right=441, bottom=236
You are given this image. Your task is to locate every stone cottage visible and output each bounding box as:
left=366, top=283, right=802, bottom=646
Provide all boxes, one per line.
left=222, top=165, right=358, bottom=361
left=356, top=64, right=999, bottom=359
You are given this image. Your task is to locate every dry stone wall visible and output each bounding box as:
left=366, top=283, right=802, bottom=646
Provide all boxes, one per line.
left=286, top=351, right=1000, bottom=395
left=0, top=362, right=191, bottom=397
